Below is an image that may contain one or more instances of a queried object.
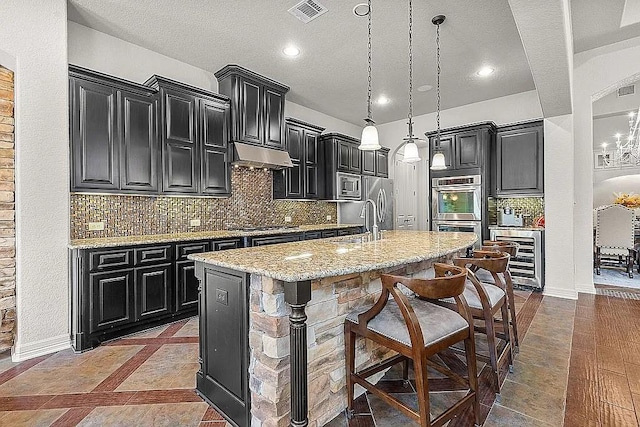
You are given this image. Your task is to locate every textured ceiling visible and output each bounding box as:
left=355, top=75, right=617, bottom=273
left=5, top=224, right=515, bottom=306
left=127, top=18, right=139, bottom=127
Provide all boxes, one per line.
left=572, top=0, right=640, bottom=53
left=67, top=0, right=535, bottom=126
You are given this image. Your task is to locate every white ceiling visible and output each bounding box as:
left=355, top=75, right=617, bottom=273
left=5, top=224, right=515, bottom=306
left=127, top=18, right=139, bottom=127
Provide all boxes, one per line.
left=67, top=0, right=535, bottom=126
left=572, top=0, right=640, bottom=53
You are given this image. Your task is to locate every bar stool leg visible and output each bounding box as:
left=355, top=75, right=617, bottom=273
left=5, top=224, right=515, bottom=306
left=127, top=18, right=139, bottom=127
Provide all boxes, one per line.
left=483, top=308, right=500, bottom=394
left=505, top=272, right=519, bottom=351
left=413, top=351, right=432, bottom=427
left=344, top=323, right=356, bottom=418
left=500, top=302, right=514, bottom=373
left=464, top=334, right=480, bottom=427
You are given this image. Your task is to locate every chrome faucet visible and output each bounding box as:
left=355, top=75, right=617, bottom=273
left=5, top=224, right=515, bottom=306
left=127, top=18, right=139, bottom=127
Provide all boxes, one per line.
left=360, top=199, right=381, bottom=241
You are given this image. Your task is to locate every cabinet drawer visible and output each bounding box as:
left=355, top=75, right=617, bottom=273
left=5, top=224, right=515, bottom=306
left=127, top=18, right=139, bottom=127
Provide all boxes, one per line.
left=321, top=230, right=338, bottom=238
left=213, top=239, right=242, bottom=251
left=337, top=229, right=353, bottom=236
left=176, top=241, right=210, bottom=261
left=89, top=249, right=134, bottom=272
left=304, top=231, right=322, bottom=240
left=135, top=245, right=172, bottom=265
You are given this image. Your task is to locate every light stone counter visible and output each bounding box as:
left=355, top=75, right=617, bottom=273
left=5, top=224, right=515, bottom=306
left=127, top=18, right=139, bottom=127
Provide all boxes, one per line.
left=68, top=223, right=362, bottom=249
left=192, top=231, right=477, bottom=427
left=190, top=230, right=477, bottom=282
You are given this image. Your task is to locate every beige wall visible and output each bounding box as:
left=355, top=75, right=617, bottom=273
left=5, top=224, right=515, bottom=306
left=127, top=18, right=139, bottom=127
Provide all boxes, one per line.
left=0, top=0, right=70, bottom=360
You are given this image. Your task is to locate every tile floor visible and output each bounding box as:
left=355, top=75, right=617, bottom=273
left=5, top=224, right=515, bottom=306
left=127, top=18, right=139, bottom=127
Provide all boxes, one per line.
left=1, top=287, right=636, bottom=426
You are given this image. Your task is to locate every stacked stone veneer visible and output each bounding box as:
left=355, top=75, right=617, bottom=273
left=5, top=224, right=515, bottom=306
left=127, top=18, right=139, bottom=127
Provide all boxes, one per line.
left=0, top=66, right=15, bottom=352
left=247, top=255, right=458, bottom=427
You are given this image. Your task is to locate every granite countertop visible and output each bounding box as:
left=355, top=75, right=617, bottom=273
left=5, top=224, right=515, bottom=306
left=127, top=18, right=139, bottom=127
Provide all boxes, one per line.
left=488, top=226, right=545, bottom=231
left=189, top=230, right=478, bottom=282
left=68, top=223, right=362, bottom=249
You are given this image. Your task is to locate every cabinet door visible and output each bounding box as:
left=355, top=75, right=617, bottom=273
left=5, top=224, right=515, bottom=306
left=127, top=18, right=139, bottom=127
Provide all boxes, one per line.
left=304, top=131, right=321, bottom=199
left=361, top=150, right=376, bottom=176
left=496, top=124, right=544, bottom=195
left=71, top=78, right=119, bottom=191
left=90, top=270, right=134, bottom=333
left=337, top=141, right=351, bottom=172
left=264, top=88, right=285, bottom=149
left=285, top=125, right=304, bottom=198
left=200, top=99, right=231, bottom=195
left=240, top=79, right=262, bottom=145
left=429, top=135, right=454, bottom=170
left=136, top=264, right=172, bottom=320
left=119, top=91, right=158, bottom=192
left=350, top=144, right=361, bottom=173
left=455, top=130, right=481, bottom=169
left=176, top=260, right=199, bottom=312
left=162, top=89, right=198, bottom=193
left=376, top=150, right=389, bottom=178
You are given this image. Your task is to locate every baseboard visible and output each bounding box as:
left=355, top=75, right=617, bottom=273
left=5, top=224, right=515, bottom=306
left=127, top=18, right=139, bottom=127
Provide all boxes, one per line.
left=11, top=334, right=70, bottom=362
left=543, top=286, right=578, bottom=300
left=575, top=283, right=596, bottom=295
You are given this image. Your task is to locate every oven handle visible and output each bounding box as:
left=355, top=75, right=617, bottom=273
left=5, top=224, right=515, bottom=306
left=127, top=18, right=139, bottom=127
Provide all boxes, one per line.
left=434, top=221, right=482, bottom=227
left=434, top=186, right=479, bottom=192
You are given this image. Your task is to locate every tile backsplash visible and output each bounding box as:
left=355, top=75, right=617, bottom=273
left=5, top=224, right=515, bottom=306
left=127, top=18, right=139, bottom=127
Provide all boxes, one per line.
left=71, top=168, right=337, bottom=239
left=490, top=197, right=545, bottom=226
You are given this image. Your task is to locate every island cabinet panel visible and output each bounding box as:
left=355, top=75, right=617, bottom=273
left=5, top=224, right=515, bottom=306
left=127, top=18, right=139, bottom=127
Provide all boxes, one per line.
left=494, top=121, right=544, bottom=195
left=196, top=266, right=250, bottom=427
left=89, top=270, right=135, bottom=333
left=70, top=77, right=119, bottom=191
left=274, top=118, right=325, bottom=200
left=215, top=65, right=289, bottom=150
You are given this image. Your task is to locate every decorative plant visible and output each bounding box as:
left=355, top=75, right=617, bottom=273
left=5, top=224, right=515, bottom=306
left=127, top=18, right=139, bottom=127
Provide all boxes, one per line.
left=613, top=192, right=640, bottom=208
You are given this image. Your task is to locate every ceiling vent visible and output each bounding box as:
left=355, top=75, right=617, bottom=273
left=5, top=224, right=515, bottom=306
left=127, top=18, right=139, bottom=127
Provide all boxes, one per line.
left=618, top=85, right=636, bottom=97
left=288, top=0, right=328, bottom=23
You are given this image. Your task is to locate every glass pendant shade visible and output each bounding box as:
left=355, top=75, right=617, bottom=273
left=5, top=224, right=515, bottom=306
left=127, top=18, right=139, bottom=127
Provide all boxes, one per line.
left=403, top=141, right=421, bottom=163
left=430, top=151, right=446, bottom=170
left=359, top=121, right=381, bottom=150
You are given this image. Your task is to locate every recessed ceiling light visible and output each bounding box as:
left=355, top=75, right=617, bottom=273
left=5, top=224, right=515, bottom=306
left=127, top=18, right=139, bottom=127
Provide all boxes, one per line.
left=353, top=3, right=370, bottom=17
left=283, top=46, right=300, bottom=57
left=376, top=95, right=390, bottom=105
left=417, top=84, right=433, bottom=92
left=476, top=66, right=495, bottom=77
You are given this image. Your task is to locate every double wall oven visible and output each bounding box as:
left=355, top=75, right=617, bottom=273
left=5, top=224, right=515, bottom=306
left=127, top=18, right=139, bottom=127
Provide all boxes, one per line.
left=432, top=175, right=483, bottom=245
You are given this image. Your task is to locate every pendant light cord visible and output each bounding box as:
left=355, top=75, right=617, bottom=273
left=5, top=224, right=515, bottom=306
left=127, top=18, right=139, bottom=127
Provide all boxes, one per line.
left=366, top=0, right=373, bottom=121
left=436, top=20, right=441, bottom=144
left=407, top=0, right=413, bottom=138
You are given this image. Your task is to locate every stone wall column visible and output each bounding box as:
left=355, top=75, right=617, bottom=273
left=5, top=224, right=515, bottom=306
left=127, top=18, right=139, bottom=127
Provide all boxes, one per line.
left=0, top=65, right=15, bottom=352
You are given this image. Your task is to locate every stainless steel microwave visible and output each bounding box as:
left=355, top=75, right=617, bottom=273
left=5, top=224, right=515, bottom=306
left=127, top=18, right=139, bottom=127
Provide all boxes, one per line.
left=335, top=172, right=362, bottom=201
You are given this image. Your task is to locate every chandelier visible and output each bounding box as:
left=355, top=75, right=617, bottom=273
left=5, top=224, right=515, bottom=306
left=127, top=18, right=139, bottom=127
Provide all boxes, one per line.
left=599, top=111, right=640, bottom=168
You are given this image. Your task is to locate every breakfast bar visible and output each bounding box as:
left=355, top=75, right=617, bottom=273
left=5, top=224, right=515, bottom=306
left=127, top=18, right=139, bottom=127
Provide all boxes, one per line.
left=190, top=230, right=477, bottom=427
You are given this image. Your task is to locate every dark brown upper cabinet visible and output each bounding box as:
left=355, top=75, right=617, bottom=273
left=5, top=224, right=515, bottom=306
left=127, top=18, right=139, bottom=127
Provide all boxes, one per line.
left=273, top=118, right=325, bottom=200
left=146, top=76, right=231, bottom=196
left=493, top=120, right=544, bottom=196
left=427, top=122, right=495, bottom=178
left=321, top=133, right=363, bottom=176
left=362, top=150, right=376, bottom=176
left=362, top=147, right=390, bottom=178
left=215, top=65, right=289, bottom=150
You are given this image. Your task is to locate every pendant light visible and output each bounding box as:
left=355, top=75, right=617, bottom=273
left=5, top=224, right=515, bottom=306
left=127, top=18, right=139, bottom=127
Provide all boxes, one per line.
left=401, top=0, right=421, bottom=163
left=430, top=15, right=447, bottom=170
left=359, top=0, right=381, bottom=151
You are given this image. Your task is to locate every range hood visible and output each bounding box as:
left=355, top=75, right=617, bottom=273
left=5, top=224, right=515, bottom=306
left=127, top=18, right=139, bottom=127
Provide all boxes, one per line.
left=232, top=142, right=293, bottom=170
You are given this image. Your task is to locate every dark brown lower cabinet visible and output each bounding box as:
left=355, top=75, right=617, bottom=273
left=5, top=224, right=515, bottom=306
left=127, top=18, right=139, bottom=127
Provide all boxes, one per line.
left=176, top=260, right=199, bottom=312
left=89, top=270, right=135, bottom=333
left=136, top=264, right=172, bottom=320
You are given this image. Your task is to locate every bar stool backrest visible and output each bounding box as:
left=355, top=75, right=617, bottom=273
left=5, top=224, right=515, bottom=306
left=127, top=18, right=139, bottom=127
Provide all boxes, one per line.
left=382, top=263, right=467, bottom=300
left=482, top=240, right=518, bottom=257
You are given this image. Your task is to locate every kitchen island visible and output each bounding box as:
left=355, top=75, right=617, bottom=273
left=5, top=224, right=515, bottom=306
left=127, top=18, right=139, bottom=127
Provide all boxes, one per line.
left=190, top=230, right=478, bottom=427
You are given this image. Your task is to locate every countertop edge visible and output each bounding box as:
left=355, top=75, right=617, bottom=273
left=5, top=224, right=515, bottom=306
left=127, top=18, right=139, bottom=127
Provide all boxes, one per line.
left=189, top=234, right=477, bottom=282
left=68, top=224, right=363, bottom=249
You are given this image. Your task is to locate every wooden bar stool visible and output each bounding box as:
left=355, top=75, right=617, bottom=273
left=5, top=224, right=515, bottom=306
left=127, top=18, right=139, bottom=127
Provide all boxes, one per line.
left=438, top=251, right=513, bottom=394
left=344, top=264, right=480, bottom=427
left=479, top=240, right=520, bottom=351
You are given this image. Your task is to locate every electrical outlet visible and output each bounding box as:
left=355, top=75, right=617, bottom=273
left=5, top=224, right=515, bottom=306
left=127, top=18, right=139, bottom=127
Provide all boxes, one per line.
left=284, top=216, right=292, bottom=223
left=189, top=219, right=201, bottom=227
left=88, top=222, right=104, bottom=231
left=326, top=215, right=332, bottom=221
